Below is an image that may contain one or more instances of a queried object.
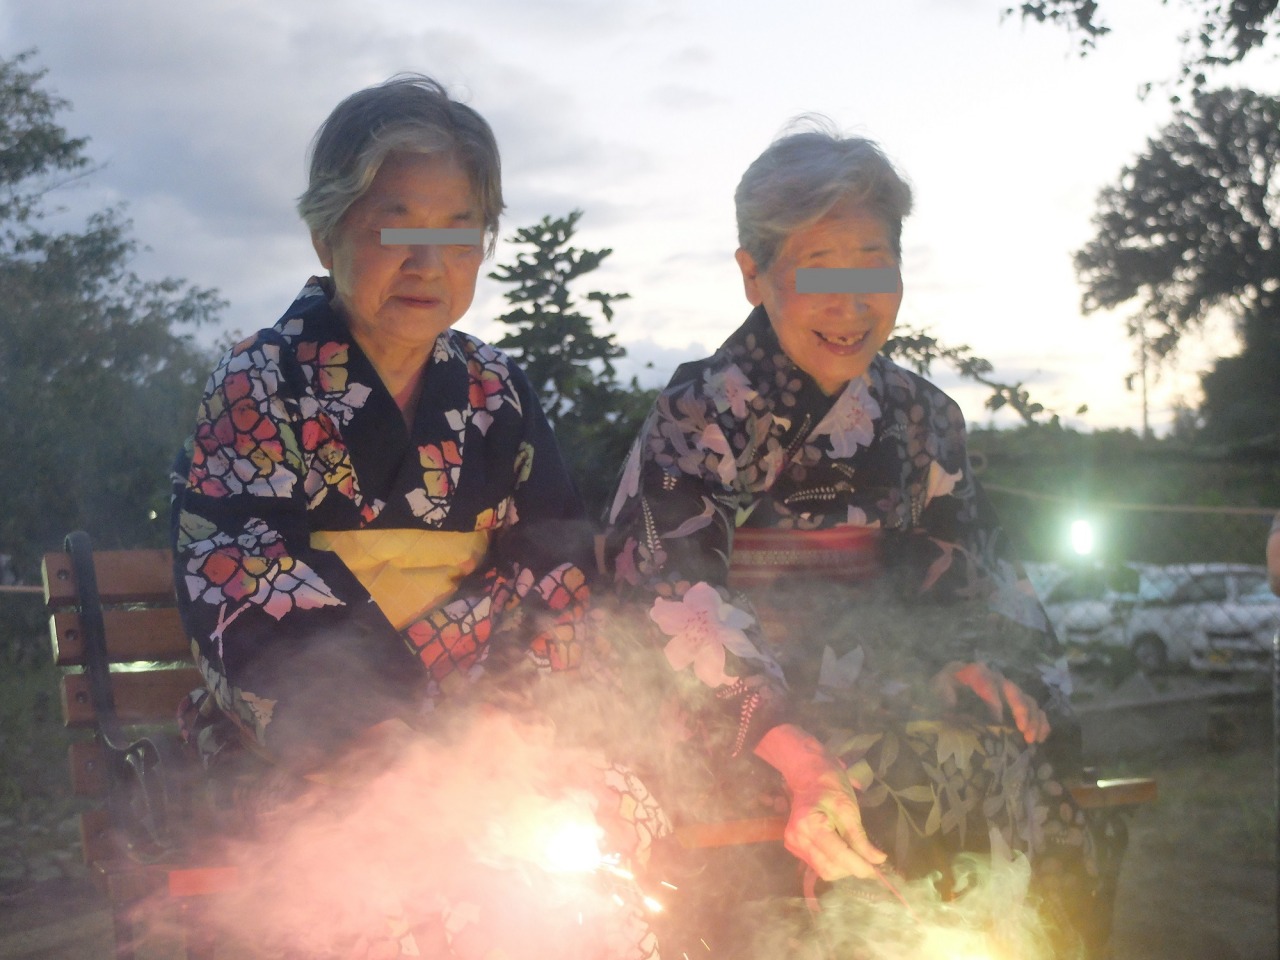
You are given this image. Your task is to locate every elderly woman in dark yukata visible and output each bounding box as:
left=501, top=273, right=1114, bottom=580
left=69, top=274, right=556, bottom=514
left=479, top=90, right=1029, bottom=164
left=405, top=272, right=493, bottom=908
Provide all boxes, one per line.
left=171, top=75, right=668, bottom=960
left=602, top=120, right=1098, bottom=956
left=172, top=73, right=595, bottom=786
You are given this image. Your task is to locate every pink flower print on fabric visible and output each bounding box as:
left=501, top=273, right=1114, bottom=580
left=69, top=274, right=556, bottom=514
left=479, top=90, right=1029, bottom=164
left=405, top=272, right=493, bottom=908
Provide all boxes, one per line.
left=924, top=460, right=963, bottom=505
left=811, top=377, right=880, bottom=458
left=697, top=424, right=737, bottom=487
left=703, top=365, right=755, bottom=418
left=649, top=582, right=759, bottom=688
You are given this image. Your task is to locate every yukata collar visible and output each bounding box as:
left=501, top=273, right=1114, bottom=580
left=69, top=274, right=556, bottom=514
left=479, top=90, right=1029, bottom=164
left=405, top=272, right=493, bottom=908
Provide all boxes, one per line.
left=724, top=305, right=880, bottom=417
left=284, top=275, right=463, bottom=367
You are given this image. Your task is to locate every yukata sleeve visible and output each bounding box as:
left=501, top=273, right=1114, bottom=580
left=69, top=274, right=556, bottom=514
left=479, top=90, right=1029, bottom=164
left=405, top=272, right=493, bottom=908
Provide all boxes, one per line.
left=603, top=380, right=792, bottom=759
left=400, top=360, right=595, bottom=694
left=171, top=336, right=420, bottom=770
left=897, top=385, right=1073, bottom=725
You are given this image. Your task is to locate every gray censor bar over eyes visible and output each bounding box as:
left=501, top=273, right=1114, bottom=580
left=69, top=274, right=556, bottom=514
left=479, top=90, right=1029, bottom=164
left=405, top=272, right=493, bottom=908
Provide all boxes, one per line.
left=381, top=228, right=484, bottom=246
left=795, top=267, right=899, bottom=294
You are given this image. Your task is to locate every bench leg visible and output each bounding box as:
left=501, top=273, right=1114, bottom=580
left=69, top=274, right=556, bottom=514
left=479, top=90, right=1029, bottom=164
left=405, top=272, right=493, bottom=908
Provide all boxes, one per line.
left=1087, top=808, right=1133, bottom=955
left=111, top=899, right=139, bottom=960
left=180, top=898, right=218, bottom=960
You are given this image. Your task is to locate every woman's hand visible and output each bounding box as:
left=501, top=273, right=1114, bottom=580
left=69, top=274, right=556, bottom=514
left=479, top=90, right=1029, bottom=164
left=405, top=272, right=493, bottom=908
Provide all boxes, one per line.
left=931, top=661, right=1051, bottom=744
left=753, top=723, right=887, bottom=881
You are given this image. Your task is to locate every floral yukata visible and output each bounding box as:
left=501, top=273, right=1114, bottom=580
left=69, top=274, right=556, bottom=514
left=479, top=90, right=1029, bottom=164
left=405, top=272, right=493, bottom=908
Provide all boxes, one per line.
left=171, top=278, right=672, bottom=959
left=603, top=306, right=1097, bottom=951
left=172, top=278, right=595, bottom=765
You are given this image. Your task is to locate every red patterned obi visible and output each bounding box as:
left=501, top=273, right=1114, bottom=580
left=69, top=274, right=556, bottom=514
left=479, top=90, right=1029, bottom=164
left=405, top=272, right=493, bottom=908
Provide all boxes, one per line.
left=727, top=526, right=884, bottom=651
left=727, top=525, right=883, bottom=591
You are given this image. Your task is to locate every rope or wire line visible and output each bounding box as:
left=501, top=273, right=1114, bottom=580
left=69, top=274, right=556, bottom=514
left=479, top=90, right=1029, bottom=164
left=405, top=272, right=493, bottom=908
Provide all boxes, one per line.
left=982, top=483, right=1279, bottom=517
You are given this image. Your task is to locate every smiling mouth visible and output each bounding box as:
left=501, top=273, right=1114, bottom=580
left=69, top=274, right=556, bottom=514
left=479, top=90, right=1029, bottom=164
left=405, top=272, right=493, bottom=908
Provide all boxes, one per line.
left=816, top=331, right=869, bottom=353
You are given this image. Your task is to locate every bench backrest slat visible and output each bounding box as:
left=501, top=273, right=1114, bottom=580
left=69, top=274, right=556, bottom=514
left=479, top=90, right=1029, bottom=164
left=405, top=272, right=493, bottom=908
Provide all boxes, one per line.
left=43, top=548, right=176, bottom=607
left=60, top=669, right=202, bottom=728
left=51, top=608, right=190, bottom=666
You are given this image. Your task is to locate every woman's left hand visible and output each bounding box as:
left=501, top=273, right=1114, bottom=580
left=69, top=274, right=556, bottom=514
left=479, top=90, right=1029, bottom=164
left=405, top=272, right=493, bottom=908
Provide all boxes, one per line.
left=931, top=661, right=1051, bottom=744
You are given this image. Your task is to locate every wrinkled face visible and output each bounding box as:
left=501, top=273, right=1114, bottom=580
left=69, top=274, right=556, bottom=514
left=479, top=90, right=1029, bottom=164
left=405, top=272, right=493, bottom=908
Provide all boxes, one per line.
left=735, top=198, right=903, bottom=395
left=312, top=151, right=485, bottom=360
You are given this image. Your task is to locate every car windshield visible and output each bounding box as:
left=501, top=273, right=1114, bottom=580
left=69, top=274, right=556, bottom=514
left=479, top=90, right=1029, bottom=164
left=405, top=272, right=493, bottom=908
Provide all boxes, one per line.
left=1046, top=571, right=1108, bottom=603
left=1238, top=577, right=1280, bottom=604
left=1138, top=568, right=1187, bottom=603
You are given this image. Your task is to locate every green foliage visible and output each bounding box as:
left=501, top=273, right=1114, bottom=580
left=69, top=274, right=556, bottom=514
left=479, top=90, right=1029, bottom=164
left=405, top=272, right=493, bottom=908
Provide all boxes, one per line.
left=0, top=50, right=222, bottom=582
left=1075, top=88, right=1280, bottom=444
left=489, top=211, right=629, bottom=426
left=0, top=50, right=89, bottom=229
left=1007, top=0, right=1279, bottom=88
left=969, top=424, right=1279, bottom=564
left=488, top=211, right=653, bottom=517
left=0, top=658, right=82, bottom=870
left=1199, top=349, right=1280, bottom=449
left=884, top=328, right=1063, bottom=425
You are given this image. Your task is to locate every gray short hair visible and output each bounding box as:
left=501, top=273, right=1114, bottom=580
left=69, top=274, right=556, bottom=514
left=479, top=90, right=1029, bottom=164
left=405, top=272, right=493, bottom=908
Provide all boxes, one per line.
left=297, top=74, right=504, bottom=254
left=735, top=117, right=913, bottom=269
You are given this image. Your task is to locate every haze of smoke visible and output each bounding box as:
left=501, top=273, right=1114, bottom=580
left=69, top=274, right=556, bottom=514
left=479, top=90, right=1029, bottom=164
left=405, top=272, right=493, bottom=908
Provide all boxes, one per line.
left=738, top=840, right=1055, bottom=960
left=199, top=709, right=654, bottom=959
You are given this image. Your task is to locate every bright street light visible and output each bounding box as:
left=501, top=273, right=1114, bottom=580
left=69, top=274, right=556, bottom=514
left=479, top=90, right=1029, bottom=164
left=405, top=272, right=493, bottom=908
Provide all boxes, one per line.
left=1070, top=519, right=1094, bottom=557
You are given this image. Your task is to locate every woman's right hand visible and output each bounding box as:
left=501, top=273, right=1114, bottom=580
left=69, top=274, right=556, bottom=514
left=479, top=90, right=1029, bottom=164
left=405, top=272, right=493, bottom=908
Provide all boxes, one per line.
left=753, top=723, right=887, bottom=881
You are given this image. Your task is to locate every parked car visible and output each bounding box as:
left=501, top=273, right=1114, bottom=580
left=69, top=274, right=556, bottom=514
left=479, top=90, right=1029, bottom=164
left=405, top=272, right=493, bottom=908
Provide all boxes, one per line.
left=1124, top=564, right=1273, bottom=673
left=1026, top=562, right=1136, bottom=665
left=1189, top=575, right=1280, bottom=673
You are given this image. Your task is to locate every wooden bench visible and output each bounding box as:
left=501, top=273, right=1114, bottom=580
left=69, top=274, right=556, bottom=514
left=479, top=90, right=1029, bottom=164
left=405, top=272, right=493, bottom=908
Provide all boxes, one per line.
left=42, top=531, right=233, bottom=960
left=44, top=529, right=1157, bottom=959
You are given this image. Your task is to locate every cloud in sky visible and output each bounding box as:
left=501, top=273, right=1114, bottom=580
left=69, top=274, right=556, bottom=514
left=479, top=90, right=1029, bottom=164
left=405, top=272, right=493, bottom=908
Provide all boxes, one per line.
left=2, top=0, right=1269, bottom=432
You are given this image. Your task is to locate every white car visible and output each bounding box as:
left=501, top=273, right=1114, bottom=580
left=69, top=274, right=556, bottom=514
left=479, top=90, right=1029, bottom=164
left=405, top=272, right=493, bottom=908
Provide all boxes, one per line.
left=1026, top=562, right=1135, bottom=665
left=1124, top=564, right=1273, bottom=673
left=1189, top=575, right=1280, bottom=672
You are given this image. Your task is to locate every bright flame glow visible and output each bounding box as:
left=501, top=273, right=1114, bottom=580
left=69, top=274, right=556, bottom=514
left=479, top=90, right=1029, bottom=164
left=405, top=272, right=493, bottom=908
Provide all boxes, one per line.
left=599, top=861, right=635, bottom=881
left=922, top=927, right=998, bottom=960
left=539, top=820, right=603, bottom=874
left=642, top=895, right=664, bottom=913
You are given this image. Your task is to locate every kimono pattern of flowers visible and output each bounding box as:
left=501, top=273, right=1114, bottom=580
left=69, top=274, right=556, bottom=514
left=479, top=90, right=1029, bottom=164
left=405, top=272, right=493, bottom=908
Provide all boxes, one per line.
left=602, top=307, right=1096, bottom=949
left=172, top=277, right=594, bottom=765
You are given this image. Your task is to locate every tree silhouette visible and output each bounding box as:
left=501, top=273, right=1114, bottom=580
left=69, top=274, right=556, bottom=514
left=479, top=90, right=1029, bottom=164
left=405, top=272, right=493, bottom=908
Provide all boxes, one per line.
left=1008, top=0, right=1278, bottom=90
left=489, top=211, right=629, bottom=427
left=488, top=211, right=653, bottom=516
left=1075, top=87, right=1280, bottom=443
left=0, top=51, right=222, bottom=574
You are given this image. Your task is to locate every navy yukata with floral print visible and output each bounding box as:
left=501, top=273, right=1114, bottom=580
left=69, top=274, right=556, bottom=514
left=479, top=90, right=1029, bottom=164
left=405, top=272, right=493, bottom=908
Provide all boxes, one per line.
left=171, top=277, right=594, bottom=767
left=602, top=306, right=1096, bottom=939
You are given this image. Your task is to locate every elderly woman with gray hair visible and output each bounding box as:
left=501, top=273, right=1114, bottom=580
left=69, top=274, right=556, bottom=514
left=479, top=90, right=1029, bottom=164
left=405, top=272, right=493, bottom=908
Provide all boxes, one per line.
left=169, top=76, right=662, bottom=959
left=173, top=73, right=594, bottom=774
left=603, top=122, right=1097, bottom=956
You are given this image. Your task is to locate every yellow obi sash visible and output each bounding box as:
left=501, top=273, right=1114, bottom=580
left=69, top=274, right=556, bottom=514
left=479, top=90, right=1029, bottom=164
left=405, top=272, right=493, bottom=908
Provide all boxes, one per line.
left=310, top=528, right=491, bottom=630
